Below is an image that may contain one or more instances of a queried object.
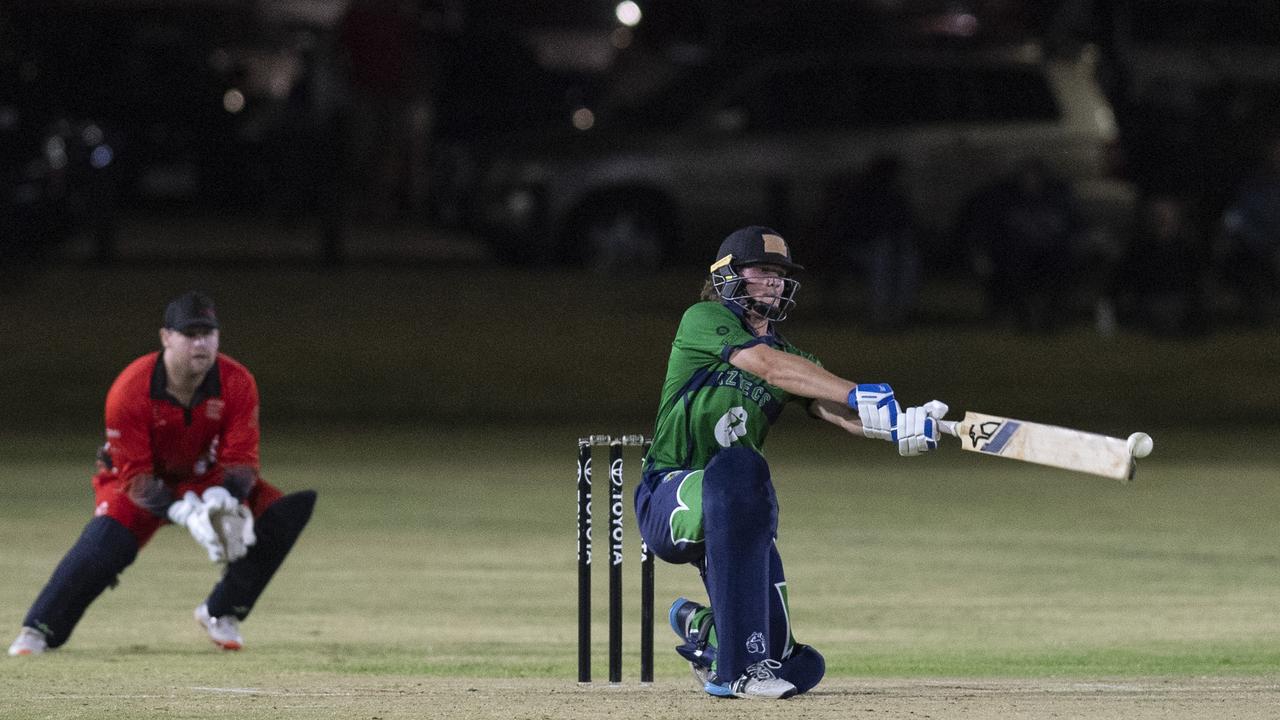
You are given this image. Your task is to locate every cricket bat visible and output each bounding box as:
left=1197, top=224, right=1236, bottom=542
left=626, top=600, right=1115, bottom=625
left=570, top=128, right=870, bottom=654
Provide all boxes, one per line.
left=937, top=412, right=1145, bottom=482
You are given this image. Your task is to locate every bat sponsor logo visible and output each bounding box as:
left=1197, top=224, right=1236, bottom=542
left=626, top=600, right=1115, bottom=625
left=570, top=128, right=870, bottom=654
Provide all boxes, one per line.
left=968, top=421, right=1002, bottom=445
left=955, top=411, right=1135, bottom=481
left=970, top=420, right=1021, bottom=455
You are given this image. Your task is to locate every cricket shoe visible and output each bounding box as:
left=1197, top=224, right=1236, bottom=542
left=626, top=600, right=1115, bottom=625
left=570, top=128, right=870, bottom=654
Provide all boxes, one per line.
left=668, top=597, right=714, bottom=686
left=704, top=659, right=797, bottom=700
left=7, top=627, right=48, bottom=656
left=195, top=604, right=243, bottom=650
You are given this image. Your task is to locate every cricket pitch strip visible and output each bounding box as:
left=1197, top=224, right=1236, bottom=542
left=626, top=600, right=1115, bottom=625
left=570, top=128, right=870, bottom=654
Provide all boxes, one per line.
left=16, top=677, right=1277, bottom=719
left=445, top=677, right=1280, bottom=719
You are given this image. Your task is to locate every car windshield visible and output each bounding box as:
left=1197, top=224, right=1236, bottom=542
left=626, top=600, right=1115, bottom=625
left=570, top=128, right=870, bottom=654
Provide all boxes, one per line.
left=594, top=55, right=1059, bottom=132
left=593, top=63, right=739, bottom=131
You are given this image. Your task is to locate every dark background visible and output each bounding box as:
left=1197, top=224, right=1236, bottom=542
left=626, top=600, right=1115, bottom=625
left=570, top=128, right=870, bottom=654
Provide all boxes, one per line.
left=5, top=0, right=1278, bottom=239
left=2, top=0, right=1278, bottom=432
left=4, top=0, right=1278, bottom=259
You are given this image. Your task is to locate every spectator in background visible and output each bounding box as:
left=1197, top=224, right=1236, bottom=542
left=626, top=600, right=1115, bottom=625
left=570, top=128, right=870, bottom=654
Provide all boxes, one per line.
left=1114, top=195, right=1207, bottom=337
left=815, top=156, right=920, bottom=331
left=1215, top=136, right=1280, bottom=325
left=960, top=158, right=1084, bottom=333
left=1121, top=79, right=1203, bottom=200
left=268, top=27, right=350, bottom=264
left=337, top=0, right=427, bottom=220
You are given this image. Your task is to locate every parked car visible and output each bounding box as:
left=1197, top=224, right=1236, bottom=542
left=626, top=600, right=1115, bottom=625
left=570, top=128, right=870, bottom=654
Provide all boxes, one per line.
left=443, top=42, right=1135, bottom=271
left=1107, top=0, right=1280, bottom=97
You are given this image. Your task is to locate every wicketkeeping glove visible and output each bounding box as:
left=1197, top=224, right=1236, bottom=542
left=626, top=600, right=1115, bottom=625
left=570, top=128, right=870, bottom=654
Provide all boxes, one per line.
left=219, top=504, right=256, bottom=563
left=167, top=491, right=226, bottom=563
left=849, top=383, right=900, bottom=442
left=200, top=485, right=238, bottom=514
left=896, top=400, right=950, bottom=457
left=201, top=486, right=256, bottom=563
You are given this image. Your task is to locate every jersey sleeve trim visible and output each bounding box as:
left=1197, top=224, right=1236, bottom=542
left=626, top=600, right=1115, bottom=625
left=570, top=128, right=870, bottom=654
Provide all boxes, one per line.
left=718, top=335, right=774, bottom=362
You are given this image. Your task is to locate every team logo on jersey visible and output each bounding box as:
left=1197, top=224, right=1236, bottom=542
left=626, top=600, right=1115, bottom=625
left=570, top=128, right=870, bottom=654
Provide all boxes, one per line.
left=714, top=406, right=749, bottom=447
left=206, top=399, right=224, bottom=421
left=746, top=631, right=767, bottom=655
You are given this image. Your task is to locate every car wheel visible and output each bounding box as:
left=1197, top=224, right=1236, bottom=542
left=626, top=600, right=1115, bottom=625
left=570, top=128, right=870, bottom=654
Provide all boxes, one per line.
left=569, top=198, right=671, bottom=274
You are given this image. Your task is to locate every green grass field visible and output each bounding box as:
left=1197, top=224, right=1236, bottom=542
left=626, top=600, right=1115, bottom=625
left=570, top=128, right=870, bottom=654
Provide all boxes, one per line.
left=4, top=425, right=1280, bottom=718
left=2, top=265, right=1279, bottom=718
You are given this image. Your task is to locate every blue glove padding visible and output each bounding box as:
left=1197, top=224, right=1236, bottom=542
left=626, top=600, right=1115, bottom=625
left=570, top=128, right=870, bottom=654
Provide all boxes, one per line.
left=849, top=383, right=900, bottom=442
left=897, top=400, right=949, bottom=457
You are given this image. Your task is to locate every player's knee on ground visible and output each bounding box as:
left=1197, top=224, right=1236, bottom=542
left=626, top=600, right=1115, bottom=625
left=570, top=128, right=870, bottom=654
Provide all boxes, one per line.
left=782, top=644, right=826, bottom=695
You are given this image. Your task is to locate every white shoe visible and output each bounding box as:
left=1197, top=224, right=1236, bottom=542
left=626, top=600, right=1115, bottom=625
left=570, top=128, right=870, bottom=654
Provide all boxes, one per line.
left=704, top=659, right=797, bottom=699
left=195, top=604, right=243, bottom=651
left=8, top=627, right=48, bottom=656
left=689, top=661, right=711, bottom=688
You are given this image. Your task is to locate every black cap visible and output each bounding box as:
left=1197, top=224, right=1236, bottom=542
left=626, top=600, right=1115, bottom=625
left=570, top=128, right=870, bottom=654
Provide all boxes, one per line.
left=163, top=291, right=219, bottom=331
left=709, top=226, right=804, bottom=274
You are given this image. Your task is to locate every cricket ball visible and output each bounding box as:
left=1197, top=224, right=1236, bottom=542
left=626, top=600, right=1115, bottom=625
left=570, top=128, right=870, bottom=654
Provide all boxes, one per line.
left=1126, top=432, right=1153, bottom=459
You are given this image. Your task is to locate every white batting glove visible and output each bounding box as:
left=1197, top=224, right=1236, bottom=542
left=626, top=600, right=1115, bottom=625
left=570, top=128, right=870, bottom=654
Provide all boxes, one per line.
left=896, top=400, right=949, bottom=457
left=167, top=491, right=226, bottom=563
left=218, top=505, right=256, bottom=562
left=922, top=400, right=949, bottom=422
left=849, top=383, right=900, bottom=442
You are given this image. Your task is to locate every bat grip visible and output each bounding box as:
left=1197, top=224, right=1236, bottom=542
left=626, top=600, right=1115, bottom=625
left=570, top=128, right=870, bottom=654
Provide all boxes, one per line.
left=938, top=419, right=959, bottom=437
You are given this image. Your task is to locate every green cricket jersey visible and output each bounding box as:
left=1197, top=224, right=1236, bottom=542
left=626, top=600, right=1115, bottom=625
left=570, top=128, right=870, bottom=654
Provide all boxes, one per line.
left=645, top=301, right=820, bottom=472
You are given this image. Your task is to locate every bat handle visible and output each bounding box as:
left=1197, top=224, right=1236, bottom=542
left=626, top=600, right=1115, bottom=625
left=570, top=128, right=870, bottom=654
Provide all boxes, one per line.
left=938, top=419, right=959, bottom=437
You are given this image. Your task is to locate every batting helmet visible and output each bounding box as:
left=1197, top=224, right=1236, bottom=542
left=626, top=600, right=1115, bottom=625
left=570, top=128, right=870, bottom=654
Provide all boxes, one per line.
left=709, top=226, right=802, bottom=322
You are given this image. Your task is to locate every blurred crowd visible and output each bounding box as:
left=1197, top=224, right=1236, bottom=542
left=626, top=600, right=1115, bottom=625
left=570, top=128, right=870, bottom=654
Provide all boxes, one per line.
left=814, top=136, right=1280, bottom=336
left=2, top=0, right=1277, bottom=336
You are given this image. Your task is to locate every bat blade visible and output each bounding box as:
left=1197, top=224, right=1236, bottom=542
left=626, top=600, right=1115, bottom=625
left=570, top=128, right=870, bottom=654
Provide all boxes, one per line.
left=948, top=411, right=1135, bottom=481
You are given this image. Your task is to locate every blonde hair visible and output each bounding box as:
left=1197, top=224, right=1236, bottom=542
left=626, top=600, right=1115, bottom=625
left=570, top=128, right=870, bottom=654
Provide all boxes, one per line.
left=700, top=277, right=719, bottom=302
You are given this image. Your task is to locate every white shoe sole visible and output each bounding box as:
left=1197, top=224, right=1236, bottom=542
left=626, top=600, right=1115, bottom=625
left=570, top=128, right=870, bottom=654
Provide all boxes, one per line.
left=194, top=606, right=243, bottom=651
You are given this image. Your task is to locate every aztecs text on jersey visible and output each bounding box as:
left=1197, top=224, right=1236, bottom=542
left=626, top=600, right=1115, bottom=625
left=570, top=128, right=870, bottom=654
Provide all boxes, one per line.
left=646, top=302, right=819, bottom=471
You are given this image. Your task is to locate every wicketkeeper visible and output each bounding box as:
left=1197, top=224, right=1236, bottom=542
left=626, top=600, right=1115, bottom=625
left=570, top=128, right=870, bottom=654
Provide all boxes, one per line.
left=636, top=226, right=947, bottom=698
left=8, top=291, right=316, bottom=656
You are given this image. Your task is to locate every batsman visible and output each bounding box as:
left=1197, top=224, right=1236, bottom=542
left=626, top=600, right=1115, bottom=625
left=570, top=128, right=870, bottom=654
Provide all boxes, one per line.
left=637, top=226, right=947, bottom=699
left=8, top=291, right=316, bottom=656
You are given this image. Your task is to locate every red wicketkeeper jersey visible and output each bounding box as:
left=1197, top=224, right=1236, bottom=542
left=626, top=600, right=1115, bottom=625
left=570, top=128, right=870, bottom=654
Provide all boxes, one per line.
left=100, top=352, right=260, bottom=486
